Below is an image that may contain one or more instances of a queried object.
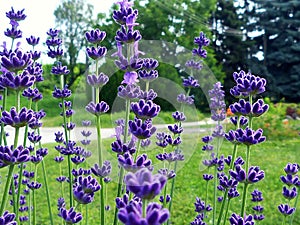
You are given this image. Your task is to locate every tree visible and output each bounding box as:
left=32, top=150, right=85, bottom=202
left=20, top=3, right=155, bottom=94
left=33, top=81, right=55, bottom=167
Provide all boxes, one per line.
left=249, top=0, right=300, bottom=102
left=54, top=0, right=94, bottom=88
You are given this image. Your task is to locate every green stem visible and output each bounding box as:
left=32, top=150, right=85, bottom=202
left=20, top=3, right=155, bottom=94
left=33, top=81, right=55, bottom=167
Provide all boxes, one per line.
left=213, top=165, right=218, bottom=225
left=0, top=164, right=15, bottom=214
left=240, top=183, right=249, bottom=217
left=142, top=199, right=147, bottom=218
left=16, top=90, right=20, bottom=112
left=100, top=178, right=105, bottom=225
left=229, top=144, right=238, bottom=171
left=145, top=81, right=150, bottom=92
left=163, top=163, right=171, bottom=209
left=11, top=176, right=17, bottom=215
left=16, top=163, right=24, bottom=220
left=41, top=160, right=54, bottom=225
left=96, top=115, right=103, bottom=167
left=222, top=199, right=231, bottom=225
left=85, top=204, right=88, bottom=225
left=14, top=127, right=20, bottom=149
left=32, top=165, right=38, bottom=225
left=134, top=139, right=141, bottom=162
left=0, top=88, right=8, bottom=145
left=289, top=186, right=299, bottom=225
left=167, top=161, right=178, bottom=225
left=216, top=189, right=229, bottom=225
left=113, top=167, right=124, bottom=225
left=67, top=155, right=73, bottom=208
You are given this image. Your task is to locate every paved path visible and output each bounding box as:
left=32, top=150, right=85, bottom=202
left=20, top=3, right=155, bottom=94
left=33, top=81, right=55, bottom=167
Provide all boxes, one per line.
left=3, top=118, right=217, bottom=145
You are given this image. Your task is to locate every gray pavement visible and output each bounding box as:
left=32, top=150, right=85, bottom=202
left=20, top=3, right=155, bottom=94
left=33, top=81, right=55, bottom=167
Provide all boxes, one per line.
left=3, top=118, right=218, bottom=145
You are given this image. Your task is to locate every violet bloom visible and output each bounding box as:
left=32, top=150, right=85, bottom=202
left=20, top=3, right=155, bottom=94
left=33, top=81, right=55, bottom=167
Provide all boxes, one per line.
left=1, top=49, right=33, bottom=72
left=230, top=99, right=269, bottom=117
left=73, top=175, right=101, bottom=204
left=118, top=201, right=169, bottom=225
left=0, top=210, right=17, bottom=225
left=139, top=89, right=158, bottom=101
left=278, top=204, right=295, bottom=216
left=4, top=27, right=22, bottom=39
left=284, top=163, right=300, bottom=175
left=51, top=62, right=70, bottom=76
left=22, top=87, right=42, bottom=102
left=122, top=71, right=139, bottom=85
left=142, top=58, right=159, bottom=70
left=129, top=118, right=156, bottom=139
left=230, top=70, right=267, bottom=97
left=1, top=107, right=35, bottom=128
left=85, top=101, right=109, bottom=116
left=26, top=35, right=40, bottom=46
left=124, top=168, right=167, bottom=200
left=138, top=70, right=158, bottom=82
left=87, top=73, right=109, bottom=88
left=59, top=207, right=82, bottom=224
left=86, top=46, right=107, bottom=60
left=52, top=85, right=71, bottom=99
left=47, top=47, right=63, bottom=59
left=172, top=111, right=186, bottom=122
left=251, top=189, right=263, bottom=202
left=0, top=145, right=30, bottom=167
left=1, top=71, right=35, bottom=91
left=91, top=161, right=112, bottom=178
left=115, top=25, right=142, bottom=43
left=177, top=93, right=194, bottom=105
left=185, top=59, right=203, bottom=70
left=209, top=82, right=226, bottom=121
left=118, top=84, right=141, bottom=99
left=193, top=197, right=212, bottom=214
left=85, top=29, right=106, bottom=45
left=182, top=76, right=200, bottom=88
left=6, top=7, right=26, bottom=21
left=192, top=32, right=210, bottom=58
left=118, top=152, right=152, bottom=172
left=156, top=150, right=184, bottom=163
left=235, top=127, right=266, bottom=145
left=229, top=213, right=254, bottom=225
left=282, top=186, right=297, bottom=200
left=230, top=165, right=264, bottom=184
left=131, top=99, right=160, bottom=120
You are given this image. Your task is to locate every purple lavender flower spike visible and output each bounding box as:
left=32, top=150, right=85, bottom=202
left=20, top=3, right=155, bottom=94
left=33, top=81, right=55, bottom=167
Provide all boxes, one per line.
left=230, top=116, right=248, bottom=127
left=87, top=73, right=109, bottom=88
left=251, top=189, right=263, bottom=202
left=85, top=101, right=109, bottom=116
left=229, top=213, right=254, bottom=225
left=247, top=166, right=265, bottom=183
left=22, top=87, right=42, bottom=102
left=158, top=168, right=176, bottom=180
left=1, top=107, right=35, bottom=128
left=118, top=84, right=141, bottom=99
left=86, top=46, right=107, bottom=60
left=139, top=89, right=158, bottom=101
left=91, top=161, right=112, bottom=178
left=51, top=62, right=70, bottom=76
left=59, top=207, right=82, bottom=224
left=85, top=29, right=106, bottom=45
left=156, top=150, right=184, bottom=163
left=138, top=70, right=158, bottom=82
left=115, top=25, right=142, bottom=43
left=278, top=204, right=295, bottom=216
left=122, top=71, right=139, bottom=85
left=141, top=139, right=151, bottom=148
left=73, top=175, right=100, bottom=204
left=203, top=174, right=213, bottom=181
left=284, top=163, right=300, bottom=175
left=52, top=85, right=71, bottom=99
left=46, top=28, right=60, bottom=38
left=177, top=93, right=194, bottom=105
left=230, top=99, right=268, bottom=117
left=1, top=71, right=35, bottom=91
left=26, top=35, right=40, bottom=46
left=229, top=165, right=246, bottom=183
left=131, top=99, right=160, bottom=120
left=282, top=186, right=297, bottom=200
left=142, top=58, right=159, bottom=70
left=129, top=118, right=156, bottom=139
left=182, top=76, right=200, bottom=88
left=118, top=152, right=152, bottom=172
left=235, top=127, right=266, bottom=145
left=47, top=47, right=63, bottom=58
left=82, top=120, right=92, bottom=126
left=280, top=174, right=299, bottom=186
left=193, top=197, right=212, bottom=214
left=172, top=111, right=186, bottom=122
left=124, top=168, right=167, bottom=200
left=0, top=210, right=17, bottom=225
left=118, top=201, right=169, bottom=225
left=4, top=27, right=22, bottom=39
left=168, top=124, right=183, bottom=135
left=228, top=187, right=240, bottom=199
left=202, top=135, right=213, bottom=143
left=27, top=181, right=42, bottom=190
left=185, top=59, right=203, bottom=70
left=6, top=7, right=26, bottom=21
left=1, top=49, right=33, bottom=72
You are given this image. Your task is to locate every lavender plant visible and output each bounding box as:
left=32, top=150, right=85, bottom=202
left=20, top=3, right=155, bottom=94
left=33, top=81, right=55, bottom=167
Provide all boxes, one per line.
left=0, top=2, right=299, bottom=225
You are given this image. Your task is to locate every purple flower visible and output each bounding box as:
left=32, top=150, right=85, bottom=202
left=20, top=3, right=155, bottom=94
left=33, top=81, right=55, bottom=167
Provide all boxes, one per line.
left=185, top=59, right=203, bottom=70
left=230, top=99, right=268, bottom=117
left=22, top=88, right=42, bottom=102
left=142, top=58, right=159, bottom=70
left=168, top=124, right=183, bottom=135
left=230, top=116, right=248, bottom=127
left=27, top=181, right=42, bottom=190
left=52, top=85, right=71, bottom=99
left=158, top=168, right=176, bottom=180
left=115, top=25, right=142, bottom=43
left=118, top=152, right=152, bottom=172
left=138, top=70, right=158, bottom=82
left=81, top=120, right=91, bottom=126
left=0, top=210, right=17, bottom=225
left=111, top=139, right=136, bottom=155
left=91, top=161, right=112, bottom=178
left=251, top=189, right=263, bottom=202
left=230, top=165, right=264, bottom=184
left=51, top=62, right=70, bottom=75
left=235, top=127, right=266, bottom=145
left=85, top=29, right=106, bottom=44
left=26, top=35, right=40, bottom=46
left=4, top=27, right=22, bottom=39
left=1, top=49, right=32, bottom=72
left=1, top=107, right=35, bottom=128
left=182, top=76, right=200, bottom=88
left=6, top=7, right=26, bottom=21
left=86, top=46, right=107, bottom=60
left=0, top=71, right=35, bottom=91
left=209, top=82, right=226, bottom=121
left=280, top=174, right=299, bottom=186
left=172, top=111, right=186, bottom=122
left=228, top=187, right=240, bottom=199
left=87, top=73, right=109, bottom=88
left=177, top=93, right=194, bottom=105
left=113, top=1, right=136, bottom=25
left=230, top=70, right=267, bottom=97
left=129, top=118, right=156, bottom=139
left=193, top=197, right=212, bottom=214
left=229, top=213, right=254, bottom=225
left=118, top=84, right=141, bottom=99
left=85, top=101, right=109, bottom=116
left=47, top=46, right=63, bottom=58
left=139, top=89, right=158, bottom=101
left=203, top=174, right=213, bottom=181
left=122, top=71, right=139, bottom=85
left=124, top=168, right=167, bottom=200
left=59, top=207, right=82, bottom=224
left=156, top=150, right=184, bottom=162
left=282, top=186, right=297, bottom=200
left=131, top=99, right=160, bottom=120
left=46, top=28, right=60, bottom=38
left=73, top=175, right=100, bottom=204
left=118, top=201, right=169, bottom=225
left=278, top=204, right=295, bottom=216
left=284, top=163, right=300, bottom=175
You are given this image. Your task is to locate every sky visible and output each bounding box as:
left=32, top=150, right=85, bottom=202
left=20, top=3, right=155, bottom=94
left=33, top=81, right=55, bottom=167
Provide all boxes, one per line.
left=0, top=0, right=114, bottom=63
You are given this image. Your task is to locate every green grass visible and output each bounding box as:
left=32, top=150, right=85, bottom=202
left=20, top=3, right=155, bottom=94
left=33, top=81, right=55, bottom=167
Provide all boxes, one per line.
left=1, top=131, right=300, bottom=224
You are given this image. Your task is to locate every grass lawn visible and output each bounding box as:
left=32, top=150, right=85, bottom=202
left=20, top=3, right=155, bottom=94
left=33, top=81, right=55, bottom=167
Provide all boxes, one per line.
left=1, top=130, right=300, bottom=224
